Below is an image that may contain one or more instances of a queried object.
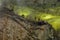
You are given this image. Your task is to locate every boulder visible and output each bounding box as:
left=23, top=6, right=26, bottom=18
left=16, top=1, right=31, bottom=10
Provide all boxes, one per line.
left=0, top=8, right=55, bottom=40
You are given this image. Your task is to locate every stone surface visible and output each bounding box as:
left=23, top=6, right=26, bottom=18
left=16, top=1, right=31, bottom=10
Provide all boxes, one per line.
left=0, top=8, right=55, bottom=40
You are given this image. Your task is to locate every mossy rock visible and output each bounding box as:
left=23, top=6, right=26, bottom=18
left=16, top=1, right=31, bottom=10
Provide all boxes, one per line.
left=0, top=8, right=56, bottom=40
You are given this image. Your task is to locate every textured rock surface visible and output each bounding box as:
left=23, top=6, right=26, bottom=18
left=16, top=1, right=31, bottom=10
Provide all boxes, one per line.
left=0, top=8, right=55, bottom=40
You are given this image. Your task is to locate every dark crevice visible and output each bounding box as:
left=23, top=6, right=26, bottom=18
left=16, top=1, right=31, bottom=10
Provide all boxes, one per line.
left=57, top=0, right=60, bottom=2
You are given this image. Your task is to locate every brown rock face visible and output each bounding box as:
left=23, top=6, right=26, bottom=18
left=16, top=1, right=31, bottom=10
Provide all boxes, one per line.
left=0, top=8, right=55, bottom=40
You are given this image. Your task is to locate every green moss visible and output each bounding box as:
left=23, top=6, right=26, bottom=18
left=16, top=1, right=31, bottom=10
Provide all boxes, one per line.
left=16, top=7, right=60, bottom=31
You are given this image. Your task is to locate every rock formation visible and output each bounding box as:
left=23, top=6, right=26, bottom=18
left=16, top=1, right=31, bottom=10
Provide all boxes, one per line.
left=0, top=7, right=56, bottom=40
